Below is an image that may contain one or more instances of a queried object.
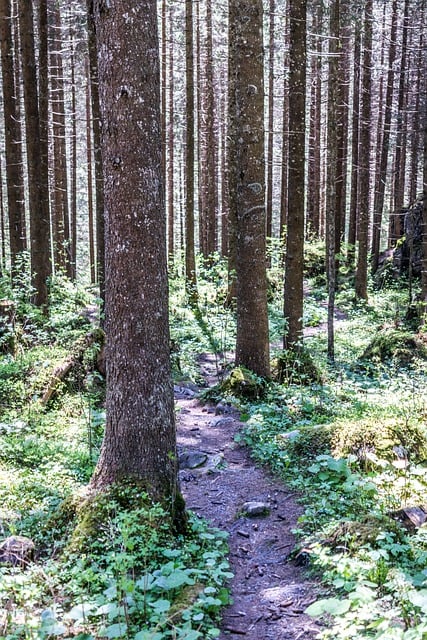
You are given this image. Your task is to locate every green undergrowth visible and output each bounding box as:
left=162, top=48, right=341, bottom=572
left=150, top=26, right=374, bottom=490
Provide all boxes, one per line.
left=0, top=267, right=231, bottom=640
left=224, top=281, right=427, bottom=640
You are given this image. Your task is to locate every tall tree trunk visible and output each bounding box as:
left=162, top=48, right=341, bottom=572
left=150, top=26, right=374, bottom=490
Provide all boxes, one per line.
left=283, top=0, right=306, bottom=349
left=389, top=0, right=410, bottom=247
left=18, top=0, right=51, bottom=309
left=86, top=59, right=96, bottom=284
left=325, top=0, right=340, bottom=360
left=371, top=0, right=398, bottom=272
left=335, top=0, right=350, bottom=266
left=279, top=6, right=289, bottom=252
left=347, top=22, right=361, bottom=262
left=90, top=0, right=185, bottom=530
left=185, top=0, right=197, bottom=299
left=69, top=18, right=77, bottom=281
left=0, top=0, right=26, bottom=274
left=87, top=1, right=105, bottom=310
left=167, top=3, right=175, bottom=264
left=266, top=0, right=275, bottom=256
left=306, top=2, right=322, bottom=239
left=49, top=3, right=71, bottom=277
left=229, top=0, right=270, bottom=377
left=355, top=0, right=373, bottom=301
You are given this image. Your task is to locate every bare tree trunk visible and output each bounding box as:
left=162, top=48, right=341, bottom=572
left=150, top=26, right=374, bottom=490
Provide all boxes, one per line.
left=90, top=0, right=185, bottom=530
left=283, top=0, right=306, bottom=349
left=371, top=0, right=398, bottom=272
left=229, top=0, right=270, bottom=377
left=87, top=0, right=105, bottom=313
left=69, top=17, right=77, bottom=281
left=167, top=3, right=175, bottom=264
left=347, top=22, right=361, bottom=263
left=306, top=2, right=322, bottom=238
left=18, top=0, right=51, bottom=309
left=389, top=0, right=410, bottom=247
left=0, top=0, right=26, bottom=274
left=185, top=0, right=197, bottom=299
left=325, top=0, right=340, bottom=360
left=86, top=59, right=96, bottom=284
left=355, top=0, right=373, bottom=301
left=266, top=0, right=275, bottom=257
left=49, top=3, right=71, bottom=277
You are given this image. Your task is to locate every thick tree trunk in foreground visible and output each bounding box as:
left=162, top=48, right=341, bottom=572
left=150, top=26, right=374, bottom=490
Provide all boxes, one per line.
left=229, top=0, right=270, bottom=378
left=90, top=0, right=184, bottom=527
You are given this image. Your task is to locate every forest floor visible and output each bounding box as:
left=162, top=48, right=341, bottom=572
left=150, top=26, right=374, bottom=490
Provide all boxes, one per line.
left=175, top=354, right=323, bottom=640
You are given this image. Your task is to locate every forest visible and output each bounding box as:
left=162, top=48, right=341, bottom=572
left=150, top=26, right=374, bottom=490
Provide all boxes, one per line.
left=0, top=0, right=426, bottom=639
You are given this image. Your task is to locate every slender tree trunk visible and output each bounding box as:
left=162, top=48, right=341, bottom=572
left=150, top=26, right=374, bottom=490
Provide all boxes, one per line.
left=325, top=0, right=340, bottom=360
left=185, top=0, right=197, bottom=298
left=389, top=0, right=409, bottom=247
left=0, top=0, right=26, bottom=273
left=371, top=0, right=398, bottom=272
left=86, top=59, right=96, bottom=284
left=355, top=0, right=373, bottom=301
left=18, top=0, right=51, bottom=309
left=283, top=0, right=306, bottom=349
left=69, top=19, right=77, bottom=281
left=279, top=6, right=289, bottom=250
left=347, top=23, right=361, bottom=262
left=229, top=0, right=270, bottom=377
left=266, top=0, right=275, bottom=256
left=49, top=3, right=70, bottom=276
left=87, top=1, right=105, bottom=310
left=306, top=2, right=322, bottom=239
left=167, top=4, right=175, bottom=264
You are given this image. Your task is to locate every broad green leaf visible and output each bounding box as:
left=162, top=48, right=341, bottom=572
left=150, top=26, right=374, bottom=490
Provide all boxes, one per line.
left=134, top=631, right=163, bottom=640
left=99, top=622, right=127, bottom=639
left=149, top=598, right=171, bottom=614
left=305, top=597, right=351, bottom=617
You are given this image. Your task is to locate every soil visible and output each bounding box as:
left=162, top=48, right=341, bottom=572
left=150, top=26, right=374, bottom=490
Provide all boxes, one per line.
left=175, top=354, right=324, bottom=640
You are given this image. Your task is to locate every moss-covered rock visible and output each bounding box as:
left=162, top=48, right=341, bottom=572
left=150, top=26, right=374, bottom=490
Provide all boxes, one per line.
left=203, top=366, right=267, bottom=402
left=325, top=514, right=405, bottom=552
left=331, top=417, right=427, bottom=466
left=278, top=423, right=333, bottom=460
left=358, top=328, right=427, bottom=367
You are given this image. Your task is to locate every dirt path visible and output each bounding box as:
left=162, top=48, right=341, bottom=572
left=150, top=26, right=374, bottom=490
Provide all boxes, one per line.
left=175, top=356, right=323, bottom=640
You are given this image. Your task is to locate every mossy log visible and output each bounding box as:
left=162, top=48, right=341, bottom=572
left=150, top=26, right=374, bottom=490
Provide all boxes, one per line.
left=40, top=329, right=105, bottom=405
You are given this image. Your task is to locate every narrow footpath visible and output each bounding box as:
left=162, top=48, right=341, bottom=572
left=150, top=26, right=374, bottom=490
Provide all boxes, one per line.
left=175, top=355, right=323, bottom=640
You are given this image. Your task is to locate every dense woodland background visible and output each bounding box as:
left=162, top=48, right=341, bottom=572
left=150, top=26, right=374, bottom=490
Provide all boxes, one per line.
left=0, top=0, right=426, bottom=325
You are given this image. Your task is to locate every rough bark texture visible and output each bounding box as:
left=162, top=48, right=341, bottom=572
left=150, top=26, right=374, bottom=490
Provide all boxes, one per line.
left=49, top=3, right=71, bottom=276
left=229, top=0, right=270, bottom=378
left=355, top=0, right=372, bottom=301
left=371, top=0, right=398, bottom=273
left=347, top=24, right=361, bottom=257
left=185, top=0, right=197, bottom=298
left=325, top=0, right=340, bottom=361
left=283, top=0, right=306, bottom=349
left=89, top=0, right=184, bottom=526
left=0, top=0, right=26, bottom=271
left=87, top=0, right=105, bottom=309
left=18, top=0, right=51, bottom=308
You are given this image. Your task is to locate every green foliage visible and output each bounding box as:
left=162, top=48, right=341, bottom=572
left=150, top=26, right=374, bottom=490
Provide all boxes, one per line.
left=359, top=328, right=427, bottom=368
left=274, top=346, right=322, bottom=385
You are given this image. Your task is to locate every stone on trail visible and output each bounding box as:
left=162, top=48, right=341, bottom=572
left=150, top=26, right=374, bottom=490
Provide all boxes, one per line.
left=0, top=535, right=35, bottom=566
left=242, top=501, right=271, bottom=517
left=179, top=451, right=208, bottom=469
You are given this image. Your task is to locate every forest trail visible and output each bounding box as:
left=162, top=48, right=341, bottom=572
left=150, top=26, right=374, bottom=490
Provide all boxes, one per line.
left=175, top=355, right=323, bottom=640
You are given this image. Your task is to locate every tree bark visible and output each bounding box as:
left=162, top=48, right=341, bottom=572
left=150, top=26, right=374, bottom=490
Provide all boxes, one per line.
left=89, top=0, right=184, bottom=529
left=229, top=0, right=270, bottom=377
left=0, top=0, right=26, bottom=273
left=355, top=0, right=373, bottom=301
left=283, top=0, right=306, bottom=349
left=18, top=0, right=51, bottom=309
